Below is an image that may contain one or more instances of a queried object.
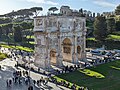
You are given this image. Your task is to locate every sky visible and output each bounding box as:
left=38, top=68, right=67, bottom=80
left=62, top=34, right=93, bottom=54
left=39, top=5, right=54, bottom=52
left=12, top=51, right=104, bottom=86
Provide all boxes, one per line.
left=0, top=0, right=119, bottom=15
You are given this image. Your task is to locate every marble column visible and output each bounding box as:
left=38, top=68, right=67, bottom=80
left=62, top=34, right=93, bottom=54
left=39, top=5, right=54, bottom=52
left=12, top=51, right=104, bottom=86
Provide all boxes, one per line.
left=57, top=22, right=63, bottom=67
left=74, top=36, right=78, bottom=64
left=45, top=33, right=51, bottom=70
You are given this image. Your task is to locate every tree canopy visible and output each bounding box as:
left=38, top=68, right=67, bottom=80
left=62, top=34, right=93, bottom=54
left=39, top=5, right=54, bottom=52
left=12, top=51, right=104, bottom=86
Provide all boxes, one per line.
left=48, top=7, right=58, bottom=13
left=106, top=18, right=116, bottom=34
left=115, top=4, right=120, bottom=15
left=13, top=25, right=22, bottom=42
left=30, top=7, right=43, bottom=16
left=93, top=16, right=108, bottom=41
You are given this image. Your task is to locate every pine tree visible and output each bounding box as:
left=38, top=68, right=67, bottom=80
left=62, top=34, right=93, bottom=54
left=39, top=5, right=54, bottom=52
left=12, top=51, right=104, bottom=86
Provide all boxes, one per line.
left=106, top=18, right=116, bottom=34
left=115, top=4, right=120, bottom=15
left=13, top=25, right=22, bottom=42
left=93, top=16, right=107, bottom=41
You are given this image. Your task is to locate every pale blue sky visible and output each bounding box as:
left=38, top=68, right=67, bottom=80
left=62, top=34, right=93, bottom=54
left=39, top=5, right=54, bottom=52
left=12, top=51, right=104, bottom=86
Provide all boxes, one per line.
left=0, top=0, right=119, bottom=15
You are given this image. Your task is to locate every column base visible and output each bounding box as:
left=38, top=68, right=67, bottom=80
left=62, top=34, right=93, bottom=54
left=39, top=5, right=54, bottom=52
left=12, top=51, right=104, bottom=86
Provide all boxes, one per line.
left=72, top=53, right=79, bottom=64
left=57, top=55, right=63, bottom=67
left=34, top=58, right=51, bottom=70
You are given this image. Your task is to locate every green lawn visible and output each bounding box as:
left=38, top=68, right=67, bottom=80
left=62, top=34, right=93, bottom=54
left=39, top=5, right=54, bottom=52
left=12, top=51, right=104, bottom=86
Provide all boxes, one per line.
left=0, top=53, right=8, bottom=61
left=55, top=60, right=120, bottom=90
left=29, top=41, right=35, bottom=45
left=107, top=34, right=120, bottom=41
left=87, top=34, right=120, bottom=41
left=0, top=44, right=33, bottom=52
left=26, top=35, right=34, bottom=39
left=86, top=37, right=96, bottom=41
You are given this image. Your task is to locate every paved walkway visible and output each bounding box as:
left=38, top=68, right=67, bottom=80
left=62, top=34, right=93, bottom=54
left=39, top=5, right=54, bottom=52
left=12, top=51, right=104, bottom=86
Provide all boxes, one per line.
left=1, top=47, right=116, bottom=90
left=0, top=58, right=71, bottom=90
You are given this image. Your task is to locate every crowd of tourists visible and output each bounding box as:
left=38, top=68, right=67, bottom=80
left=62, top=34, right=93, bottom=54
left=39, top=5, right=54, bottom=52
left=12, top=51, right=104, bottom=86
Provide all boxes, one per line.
left=5, top=70, right=49, bottom=90
left=0, top=47, right=88, bottom=90
left=86, top=54, right=118, bottom=68
left=55, top=64, right=81, bottom=75
left=1, top=47, right=119, bottom=90
left=49, top=77, right=88, bottom=90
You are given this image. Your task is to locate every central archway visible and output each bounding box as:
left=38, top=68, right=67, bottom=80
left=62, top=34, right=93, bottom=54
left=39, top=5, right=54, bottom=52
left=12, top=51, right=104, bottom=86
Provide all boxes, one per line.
left=62, top=38, right=72, bottom=62
left=50, top=49, right=57, bottom=65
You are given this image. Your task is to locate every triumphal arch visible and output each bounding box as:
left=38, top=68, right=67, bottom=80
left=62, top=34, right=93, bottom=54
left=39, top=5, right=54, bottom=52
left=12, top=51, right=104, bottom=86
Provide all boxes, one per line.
left=34, top=15, right=87, bottom=70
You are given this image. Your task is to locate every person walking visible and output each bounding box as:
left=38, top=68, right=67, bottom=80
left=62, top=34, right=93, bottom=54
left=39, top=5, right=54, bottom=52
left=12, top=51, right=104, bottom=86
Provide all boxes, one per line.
left=28, top=86, right=33, bottom=90
left=6, top=79, right=9, bottom=87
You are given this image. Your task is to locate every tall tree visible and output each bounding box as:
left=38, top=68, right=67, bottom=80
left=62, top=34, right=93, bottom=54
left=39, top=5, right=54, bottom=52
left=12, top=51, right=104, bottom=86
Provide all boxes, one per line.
left=20, top=22, right=31, bottom=30
left=87, top=11, right=92, bottom=17
left=30, top=7, right=43, bottom=16
left=2, top=24, right=8, bottom=36
left=0, top=18, right=11, bottom=24
left=106, top=18, right=116, bottom=34
left=93, top=16, right=107, bottom=41
left=83, top=10, right=87, bottom=16
left=13, top=25, right=22, bottom=42
left=79, top=8, right=83, bottom=14
left=48, top=7, right=58, bottom=13
left=17, top=9, right=33, bottom=18
left=5, top=10, right=16, bottom=19
left=93, top=13, right=95, bottom=17
left=115, top=4, right=120, bottom=15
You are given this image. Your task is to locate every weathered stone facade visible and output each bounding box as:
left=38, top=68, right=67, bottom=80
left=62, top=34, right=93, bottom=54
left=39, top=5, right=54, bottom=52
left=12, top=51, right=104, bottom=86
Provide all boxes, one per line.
left=34, top=15, right=87, bottom=70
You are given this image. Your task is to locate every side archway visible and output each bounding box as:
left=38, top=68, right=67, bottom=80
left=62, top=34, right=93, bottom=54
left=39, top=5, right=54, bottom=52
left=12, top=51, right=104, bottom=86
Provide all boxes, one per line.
left=62, top=38, right=72, bottom=62
left=50, top=49, right=57, bottom=65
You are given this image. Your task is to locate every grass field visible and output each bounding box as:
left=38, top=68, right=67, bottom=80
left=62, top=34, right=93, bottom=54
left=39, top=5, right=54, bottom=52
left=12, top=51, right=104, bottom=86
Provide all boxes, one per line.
left=87, top=34, right=120, bottom=41
left=107, top=34, right=120, bottom=41
left=0, top=44, right=33, bottom=52
left=0, top=53, right=8, bottom=61
left=54, top=60, right=120, bottom=90
left=86, top=37, right=96, bottom=41
left=26, top=35, right=34, bottom=39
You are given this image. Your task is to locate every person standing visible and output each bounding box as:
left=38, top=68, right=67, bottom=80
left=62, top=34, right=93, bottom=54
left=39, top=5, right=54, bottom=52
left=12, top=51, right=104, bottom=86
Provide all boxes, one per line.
left=28, top=86, right=33, bottom=90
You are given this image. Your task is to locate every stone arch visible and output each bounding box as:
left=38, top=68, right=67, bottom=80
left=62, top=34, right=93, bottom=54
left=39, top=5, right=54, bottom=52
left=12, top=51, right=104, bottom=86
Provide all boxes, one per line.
left=77, top=46, right=81, bottom=60
left=50, top=49, right=57, bottom=65
left=62, top=37, right=73, bottom=44
left=62, top=38, right=72, bottom=62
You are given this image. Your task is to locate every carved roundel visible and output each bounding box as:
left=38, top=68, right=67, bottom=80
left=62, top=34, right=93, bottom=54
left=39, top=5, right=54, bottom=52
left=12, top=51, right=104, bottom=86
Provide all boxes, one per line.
left=36, top=18, right=43, bottom=26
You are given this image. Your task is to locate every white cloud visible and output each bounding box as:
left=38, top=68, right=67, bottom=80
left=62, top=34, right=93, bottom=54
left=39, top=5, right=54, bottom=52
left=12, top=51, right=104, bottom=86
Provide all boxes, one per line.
left=26, top=0, right=58, bottom=5
left=81, top=0, right=116, bottom=8
left=93, top=0, right=116, bottom=8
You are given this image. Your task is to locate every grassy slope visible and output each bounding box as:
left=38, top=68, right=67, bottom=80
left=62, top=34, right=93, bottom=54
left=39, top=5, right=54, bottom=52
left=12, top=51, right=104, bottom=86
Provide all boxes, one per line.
left=55, top=60, right=120, bottom=90
left=107, top=34, right=120, bottom=41
left=0, top=44, right=33, bottom=52
left=0, top=53, right=8, bottom=61
left=87, top=34, right=120, bottom=41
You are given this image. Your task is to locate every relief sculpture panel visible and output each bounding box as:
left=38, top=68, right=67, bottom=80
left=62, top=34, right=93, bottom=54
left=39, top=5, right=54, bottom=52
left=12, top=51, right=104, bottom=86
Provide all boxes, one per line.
left=63, top=47, right=71, bottom=54
left=36, top=18, right=43, bottom=26
left=47, top=17, right=57, bottom=28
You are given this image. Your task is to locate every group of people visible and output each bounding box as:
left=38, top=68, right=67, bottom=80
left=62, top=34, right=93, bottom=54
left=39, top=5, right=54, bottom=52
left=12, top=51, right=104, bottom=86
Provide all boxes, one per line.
left=3, top=67, right=37, bottom=90
left=6, top=70, right=30, bottom=87
left=86, top=55, right=117, bottom=68
left=50, top=77, right=88, bottom=90
left=55, top=64, right=81, bottom=75
left=5, top=70, right=50, bottom=90
left=33, top=76, right=49, bottom=86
